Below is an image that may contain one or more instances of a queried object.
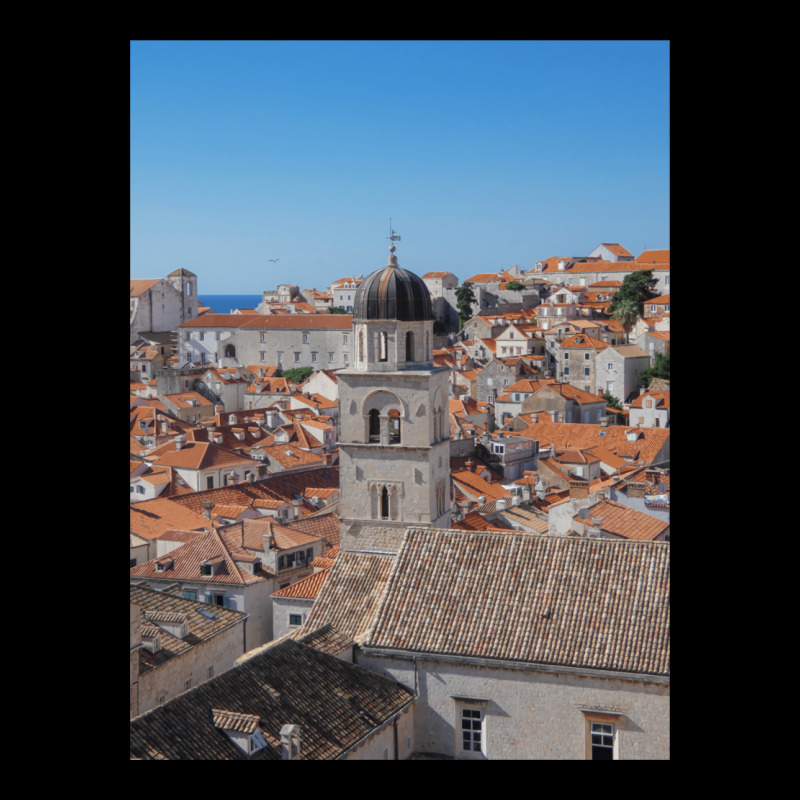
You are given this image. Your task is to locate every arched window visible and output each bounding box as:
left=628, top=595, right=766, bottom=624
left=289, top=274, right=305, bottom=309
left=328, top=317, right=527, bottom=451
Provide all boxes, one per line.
left=369, top=409, right=380, bottom=442
left=381, top=486, right=389, bottom=519
left=378, top=331, right=388, bottom=362
left=225, top=344, right=236, bottom=358
left=388, top=408, right=401, bottom=444
left=186, top=283, right=193, bottom=296
left=405, top=331, right=415, bottom=362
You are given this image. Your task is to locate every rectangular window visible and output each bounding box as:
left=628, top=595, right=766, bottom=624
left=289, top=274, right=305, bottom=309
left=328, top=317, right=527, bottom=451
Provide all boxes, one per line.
left=260, top=351, right=266, bottom=361
left=182, top=590, right=197, bottom=601
left=591, top=722, right=615, bottom=760
left=184, top=679, right=192, bottom=692
left=564, top=366, right=570, bottom=375
left=329, top=353, right=334, bottom=363
left=302, top=333, right=309, bottom=343
left=461, top=708, right=483, bottom=753
left=277, top=352, right=283, bottom=364
left=584, top=352, right=590, bottom=360
left=344, top=353, right=349, bottom=363
left=343, top=334, right=348, bottom=345
left=289, top=613, right=302, bottom=626
left=584, top=367, right=590, bottom=376
left=207, top=666, right=214, bottom=679
left=311, top=352, right=317, bottom=362
left=294, top=352, right=300, bottom=363
left=564, top=352, right=569, bottom=360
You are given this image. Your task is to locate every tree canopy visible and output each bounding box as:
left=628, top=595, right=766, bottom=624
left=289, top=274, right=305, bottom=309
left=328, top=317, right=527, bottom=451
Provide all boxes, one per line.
left=455, top=282, right=476, bottom=331
left=608, top=269, right=659, bottom=343
left=638, top=352, right=670, bottom=386
left=608, top=270, right=659, bottom=317
left=280, top=366, right=314, bottom=384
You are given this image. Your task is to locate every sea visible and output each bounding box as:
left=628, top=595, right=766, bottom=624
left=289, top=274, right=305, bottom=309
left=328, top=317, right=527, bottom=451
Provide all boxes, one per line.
left=199, top=294, right=262, bottom=314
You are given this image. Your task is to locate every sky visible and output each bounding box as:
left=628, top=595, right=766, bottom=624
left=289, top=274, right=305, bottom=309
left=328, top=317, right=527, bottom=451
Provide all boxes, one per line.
left=131, top=40, right=669, bottom=295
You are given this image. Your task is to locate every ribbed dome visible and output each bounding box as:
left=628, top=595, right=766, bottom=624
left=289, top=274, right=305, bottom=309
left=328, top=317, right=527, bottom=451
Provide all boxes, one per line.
left=353, top=246, right=433, bottom=322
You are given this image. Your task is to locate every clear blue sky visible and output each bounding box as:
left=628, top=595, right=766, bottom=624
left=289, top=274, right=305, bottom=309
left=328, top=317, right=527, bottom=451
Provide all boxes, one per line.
left=131, top=40, right=669, bottom=295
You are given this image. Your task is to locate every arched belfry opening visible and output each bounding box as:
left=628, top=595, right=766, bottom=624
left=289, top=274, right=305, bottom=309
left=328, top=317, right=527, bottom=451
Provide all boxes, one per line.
left=405, top=331, right=415, bottom=362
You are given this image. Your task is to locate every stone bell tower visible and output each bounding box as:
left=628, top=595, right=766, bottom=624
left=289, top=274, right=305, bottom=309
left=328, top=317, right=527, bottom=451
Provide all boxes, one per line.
left=337, top=243, right=451, bottom=554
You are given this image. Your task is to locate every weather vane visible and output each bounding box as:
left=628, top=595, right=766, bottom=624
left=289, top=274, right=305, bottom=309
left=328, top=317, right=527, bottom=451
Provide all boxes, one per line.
left=387, top=218, right=401, bottom=245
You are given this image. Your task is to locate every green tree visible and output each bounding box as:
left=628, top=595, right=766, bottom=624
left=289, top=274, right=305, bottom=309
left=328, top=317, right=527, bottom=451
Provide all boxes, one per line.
left=281, top=366, right=314, bottom=385
left=455, top=282, right=476, bottom=331
left=608, top=269, right=658, bottom=317
left=504, top=280, right=524, bottom=291
left=602, top=391, right=625, bottom=424
left=638, top=352, right=670, bottom=386
left=607, top=270, right=659, bottom=343
left=611, top=295, right=641, bottom=344
left=330, top=306, right=349, bottom=314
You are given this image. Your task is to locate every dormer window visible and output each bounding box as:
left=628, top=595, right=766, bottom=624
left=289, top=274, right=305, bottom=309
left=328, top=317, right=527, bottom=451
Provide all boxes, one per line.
left=212, top=710, right=268, bottom=756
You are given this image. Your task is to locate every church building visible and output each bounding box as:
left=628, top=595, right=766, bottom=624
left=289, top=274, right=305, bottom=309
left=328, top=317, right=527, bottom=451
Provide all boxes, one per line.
left=337, top=244, right=451, bottom=554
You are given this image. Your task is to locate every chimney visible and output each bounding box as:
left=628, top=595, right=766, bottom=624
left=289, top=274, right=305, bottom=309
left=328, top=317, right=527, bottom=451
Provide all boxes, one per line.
left=174, top=434, right=187, bottom=451
left=569, top=480, right=589, bottom=499
left=203, top=501, right=214, bottom=520
left=280, top=725, right=301, bottom=760
left=626, top=481, right=647, bottom=498
left=292, top=498, right=302, bottom=519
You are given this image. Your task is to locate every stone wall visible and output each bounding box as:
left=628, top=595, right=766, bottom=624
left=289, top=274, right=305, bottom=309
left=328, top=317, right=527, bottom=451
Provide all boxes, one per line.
left=357, top=652, right=669, bottom=760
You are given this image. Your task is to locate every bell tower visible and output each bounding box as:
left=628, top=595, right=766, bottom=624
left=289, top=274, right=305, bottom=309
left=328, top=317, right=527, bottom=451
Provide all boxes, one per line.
left=338, top=243, right=451, bottom=554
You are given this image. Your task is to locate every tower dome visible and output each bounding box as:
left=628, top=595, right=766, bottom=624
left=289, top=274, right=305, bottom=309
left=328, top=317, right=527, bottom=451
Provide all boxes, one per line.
left=353, top=245, right=433, bottom=322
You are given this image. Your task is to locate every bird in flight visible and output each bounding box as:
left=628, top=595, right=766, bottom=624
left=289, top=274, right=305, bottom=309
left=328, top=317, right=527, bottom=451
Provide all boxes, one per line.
left=269, top=258, right=279, bottom=263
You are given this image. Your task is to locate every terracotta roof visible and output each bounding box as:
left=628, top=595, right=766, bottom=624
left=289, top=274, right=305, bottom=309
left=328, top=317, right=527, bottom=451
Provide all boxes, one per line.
left=148, top=441, right=255, bottom=471
left=515, top=418, right=669, bottom=467
left=572, top=498, right=669, bottom=541
left=636, top=249, right=670, bottom=264
left=130, top=527, right=268, bottom=586
left=300, top=552, right=395, bottom=644
left=559, top=334, right=609, bottom=350
left=599, top=243, right=634, bottom=258
left=273, top=570, right=328, bottom=599
left=178, top=314, right=352, bottom=330
left=130, top=638, right=413, bottom=760
left=130, top=585, right=246, bottom=673
left=130, top=279, right=162, bottom=296
left=130, top=499, right=210, bottom=541
left=364, top=529, right=669, bottom=676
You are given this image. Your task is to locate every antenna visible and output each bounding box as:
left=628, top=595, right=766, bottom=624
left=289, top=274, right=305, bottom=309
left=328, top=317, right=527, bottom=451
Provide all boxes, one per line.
left=387, top=218, right=401, bottom=244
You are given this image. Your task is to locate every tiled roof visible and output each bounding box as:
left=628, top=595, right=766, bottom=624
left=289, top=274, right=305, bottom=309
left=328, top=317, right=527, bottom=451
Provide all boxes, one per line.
left=130, top=499, right=210, bottom=541
left=451, top=469, right=513, bottom=503
left=130, top=585, right=246, bottom=672
left=129, top=638, right=413, bottom=760
left=364, top=529, right=669, bottom=676
left=130, top=279, right=162, bottom=296
left=301, top=552, right=395, bottom=644
left=637, top=249, right=670, bottom=264
left=573, top=499, right=669, bottom=541
left=559, top=334, right=609, bottom=350
left=178, top=314, right=353, bottom=330
left=516, top=418, right=669, bottom=467
left=599, top=243, right=634, bottom=258
left=148, top=441, right=254, bottom=471
left=130, top=527, right=267, bottom=586
left=272, top=570, right=328, bottom=599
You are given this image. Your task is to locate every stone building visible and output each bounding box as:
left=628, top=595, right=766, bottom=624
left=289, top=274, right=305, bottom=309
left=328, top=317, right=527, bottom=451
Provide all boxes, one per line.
left=130, top=269, right=199, bottom=344
left=176, top=313, right=354, bottom=371
left=337, top=245, right=452, bottom=554
left=302, top=529, right=669, bottom=760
